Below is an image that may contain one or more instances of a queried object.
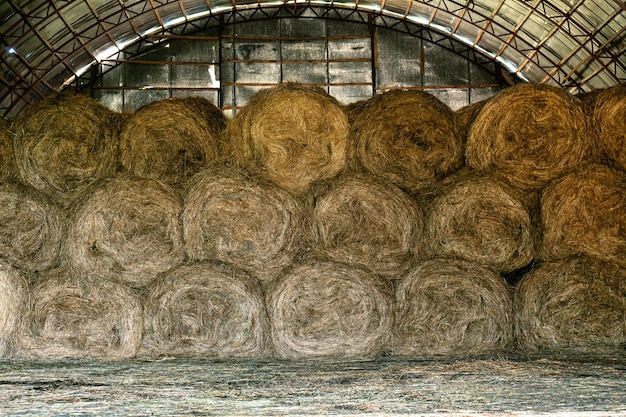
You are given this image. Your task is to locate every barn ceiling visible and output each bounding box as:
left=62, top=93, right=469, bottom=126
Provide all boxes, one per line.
left=1, top=0, right=625, bottom=117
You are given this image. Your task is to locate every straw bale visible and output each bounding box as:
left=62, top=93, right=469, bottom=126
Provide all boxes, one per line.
left=348, top=90, right=462, bottom=195
left=425, top=171, right=535, bottom=273
left=309, top=172, right=424, bottom=280
left=266, top=259, right=394, bottom=359
left=0, top=182, right=65, bottom=274
left=466, top=83, right=592, bottom=191
left=514, top=257, right=626, bottom=354
left=454, top=99, right=488, bottom=145
left=589, top=84, right=626, bottom=170
left=66, top=176, right=184, bottom=289
left=21, top=267, right=143, bottom=359
left=394, top=258, right=513, bottom=356
left=182, top=166, right=305, bottom=284
left=12, top=92, right=119, bottom=207
left=0, top=262, right=28, bottom=357
left=0, top=117, right=15, bottom=182
left=119, top=97, right=226, bottom=186
left=225, top=82, right=350, bottom=194
left=540, top=163, right=626, bottom=267
left=142, top=262, right=270, bottom=358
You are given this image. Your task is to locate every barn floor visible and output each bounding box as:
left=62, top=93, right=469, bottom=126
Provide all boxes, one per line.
left=1, top=355, right=626, bottom=416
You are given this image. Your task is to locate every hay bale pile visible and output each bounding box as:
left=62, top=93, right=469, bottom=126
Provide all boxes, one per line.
left=0, top=117, right=15, bottom=182
left=0, top=82, right=624, bottom=359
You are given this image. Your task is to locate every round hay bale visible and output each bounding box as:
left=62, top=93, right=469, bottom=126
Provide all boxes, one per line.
left=466, top=83, right=593, bottom=191
left=141, top=261, right=270, bottom=358
left=0, top=117, right=15, bottom=182
left=119, top=97, right=226, bottom=186
left=540, top=163, right=626, bottom=267
left=0, top=182, right=65, bottom=274
left=267, top=259, right=394, bottom=359
left=348, top=90, right=462, bottom=195
left=21, top=267, right=143, bottom=359
left=514, top=257, right=626, bottom=354
left=182, top=166, right=305, bottom=284
left=425, top=171, right=536, bottom=273
left=309, top=172, right=424, bottom=280
left=589, top=84, right=626, bottom=171
left=225, top=82, right=350, bottom=194
left=394, top=258, right=513, bottom=356
left=454, top=98, right=489, bottom=145
left=0, top=262, right=28, bottom=357
left=12, top=92, right=119, bottom=207
left=343, top=97, right=371, bottom=126
left=67, top=176, right=185, bottom=289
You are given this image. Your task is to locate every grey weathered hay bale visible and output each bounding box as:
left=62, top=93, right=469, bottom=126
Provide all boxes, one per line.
left=21, top=267, right=143, bottom=359
left=141, top=262, right=270, bottom=358
left=267, top=259, right=394, bottom=359
left=12, top=92, right=119, bottom=207
left=0, top=182, right=65, bottom=274
left=119, top=97, right=226, bottom=186
left=348, top=90, right=462, bottom=195
left=394, top=258, right=513, bottom=356
left=225, top=82, right=350, bottom=194
left=0, top=117, right=15, bottom=182
left=0, top=261, right=28, bottom=357
left=514, top=257, right=626, bottom=354
left=540, top=163, right=626, bottom=267
left=466, top=83, right=593, bottom=191
left=425, top=171, right=535, bottom=273
left=67, top=176, right=184, bottom=289
left=589, top=84, right=626, bottom=171
left=182, top=166, right=305, bottom=284
left=309, top=172, right=424, bottom=280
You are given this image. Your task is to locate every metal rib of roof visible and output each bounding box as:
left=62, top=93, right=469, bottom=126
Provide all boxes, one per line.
left=1, top=0, right=624, bottom=117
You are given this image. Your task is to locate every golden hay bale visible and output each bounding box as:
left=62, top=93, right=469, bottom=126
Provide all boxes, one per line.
left=514, top=257, right=626, bottom=354
left=540, top=163, right=626, bottom=267
left=0, top=262, right=28, bottom=357
left=267, top=259, right=394, bottom=359
left=343, top=97, right=371, bottom=126
left=0, top=182, right=65, bottom=274
left=394, top=258, right=513, bottom=356
left=309, top=172, right=424, bottom=280
left=21, top=267, right=143, bottom=359
left=66, top=176, right=185, bottom=289
left=141, top=262, right=270, bottom=358
left=182, top=166, right=306, bottom=284
left=589, top=84, right=626, bottom=170
left=348, top=90, right=462, bottom=195
left=0, top=117, right=15, bottom=182
left=119, top=97, right=227, bottom=186
left=12, top=92, right=119, bottom=207
left=225, top=82, right=350, bottom=194
left=425, top=171, right=536, bottom=274
left=454, top=99, right=489, bottom=145
left=466, top=83, right=593, bottom=191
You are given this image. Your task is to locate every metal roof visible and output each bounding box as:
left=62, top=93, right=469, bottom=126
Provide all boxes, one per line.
left=1, top=0, right=625, bottom=117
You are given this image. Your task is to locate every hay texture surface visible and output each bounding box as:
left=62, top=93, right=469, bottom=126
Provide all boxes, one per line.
left=267, top=259, right=394, bottom=359
left=394, top=258, right=513, bottom=356
left=540, top=163, right=626, bottom=267
left=454, top=99, right=488, bottom=145
left=12, top=93, right=119, bottom=207
left=309, top=173, right=423, bottom=280
left=67, top=176, right=184, bottom=288
left=0, top=262, right=27, bottom=357
left=515, top=257, right=626, bottom=354
left=0, top=117, right=14, bottom=182
left=0, top=183, right=65, bottom=274
left=426, top=172, right=535, bottom=273
left=348, top=90, right=462, bottom=195
left=142, top=262, right=270, bottom=358
left=225, top=83, right=350, bottom=194
left=466, top=83, right=592, bottom=191
left=21, top=268, right=143, bottom=359
left=183, top=167, right=305, bottom=284
left=589, top=84, right=626, bottom=171
left=119, top=97, right=226, bottom=186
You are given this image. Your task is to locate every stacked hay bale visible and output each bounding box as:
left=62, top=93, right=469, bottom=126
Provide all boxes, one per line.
left=588, top=84, right=626, bottom=171
left=0, top=262, right=28, bottom=357
left=0, top=117, right=15, bottom=182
